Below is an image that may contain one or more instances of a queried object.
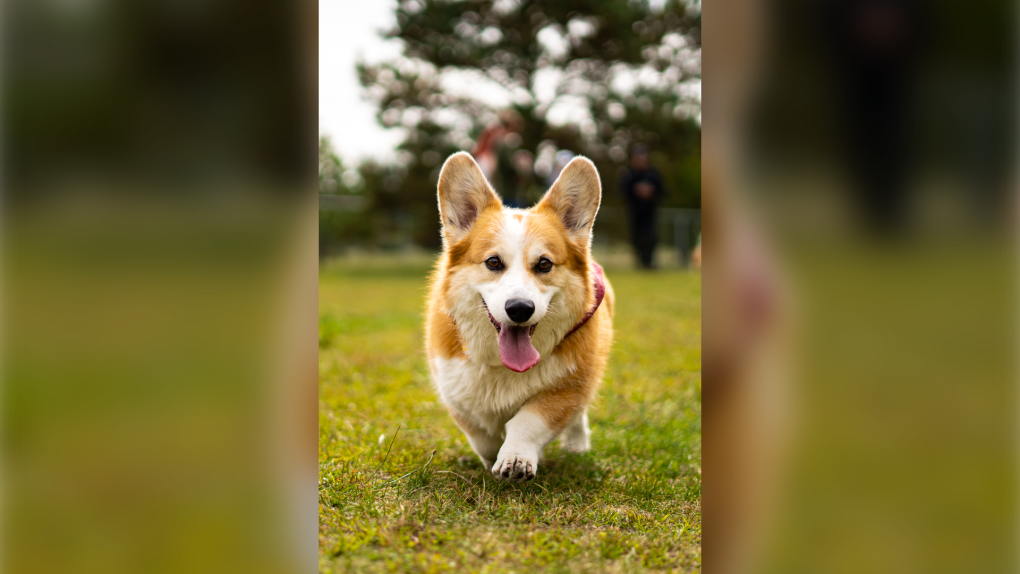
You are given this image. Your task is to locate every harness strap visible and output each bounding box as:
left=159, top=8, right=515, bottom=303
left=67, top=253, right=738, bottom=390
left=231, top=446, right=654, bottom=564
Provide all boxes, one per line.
left=561, top=262, right=606, bottom=341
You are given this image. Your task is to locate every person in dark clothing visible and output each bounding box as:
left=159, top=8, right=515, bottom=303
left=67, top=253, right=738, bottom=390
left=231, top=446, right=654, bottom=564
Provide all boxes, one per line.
left=619, top=145, right=666, bottom=269
left=822, top=0, right=925, bottom=235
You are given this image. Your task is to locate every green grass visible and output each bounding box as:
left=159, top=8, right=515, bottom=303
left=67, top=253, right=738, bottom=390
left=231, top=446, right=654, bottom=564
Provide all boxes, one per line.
left=319, top=255, right=702, bottom=573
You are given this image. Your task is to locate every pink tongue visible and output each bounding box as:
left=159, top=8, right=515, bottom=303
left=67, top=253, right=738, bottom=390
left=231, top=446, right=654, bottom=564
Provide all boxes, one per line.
left=498, top=325, right=541, bottom=372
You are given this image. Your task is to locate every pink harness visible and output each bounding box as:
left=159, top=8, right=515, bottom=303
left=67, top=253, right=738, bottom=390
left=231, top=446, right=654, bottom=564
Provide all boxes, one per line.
left=561, top=262, right=606, bottom=341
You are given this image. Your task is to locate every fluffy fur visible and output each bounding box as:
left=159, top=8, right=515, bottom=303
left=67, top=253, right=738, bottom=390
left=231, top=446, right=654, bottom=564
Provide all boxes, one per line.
left=426, top=152, right=615, bottom=482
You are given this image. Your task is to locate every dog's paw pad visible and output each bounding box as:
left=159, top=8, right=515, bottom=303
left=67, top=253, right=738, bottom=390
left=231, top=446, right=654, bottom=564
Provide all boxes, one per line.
left=491, top=455, right=536, bottom=482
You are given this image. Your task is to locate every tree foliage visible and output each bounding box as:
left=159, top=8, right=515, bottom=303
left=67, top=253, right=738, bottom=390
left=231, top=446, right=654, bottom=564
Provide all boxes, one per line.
left=342, top=0, right=701, bottom=251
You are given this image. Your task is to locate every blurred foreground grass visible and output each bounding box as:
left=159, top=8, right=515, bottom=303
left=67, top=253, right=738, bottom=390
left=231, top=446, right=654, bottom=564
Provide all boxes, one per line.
left=319, top=254, right=702, bottom=573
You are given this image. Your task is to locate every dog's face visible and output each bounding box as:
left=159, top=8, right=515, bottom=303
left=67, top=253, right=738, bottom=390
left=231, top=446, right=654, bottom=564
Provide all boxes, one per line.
left=437, top=152, right=602, bottom=372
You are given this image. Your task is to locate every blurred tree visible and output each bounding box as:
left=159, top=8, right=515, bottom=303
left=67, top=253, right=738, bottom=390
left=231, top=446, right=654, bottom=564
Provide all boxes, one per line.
left=319, top=136, right=374, bottom=255
left=319, top=136, right=345, bottom=194
left=358, top=0, right=701, bottom=249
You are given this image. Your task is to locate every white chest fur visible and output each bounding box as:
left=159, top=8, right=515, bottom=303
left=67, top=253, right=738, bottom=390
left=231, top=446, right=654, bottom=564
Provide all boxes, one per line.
left=430, top=354, right=573, bottom=437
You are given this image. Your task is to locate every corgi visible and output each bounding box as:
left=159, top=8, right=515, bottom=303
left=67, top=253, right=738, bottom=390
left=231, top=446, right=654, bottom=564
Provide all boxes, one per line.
left=425, top=152, right=615, bottom=482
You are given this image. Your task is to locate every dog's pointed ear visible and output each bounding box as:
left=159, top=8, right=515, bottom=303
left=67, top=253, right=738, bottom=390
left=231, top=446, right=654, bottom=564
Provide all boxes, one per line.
left=437, top=152, right=502, bottom=243
left=536, top=156, right=602, bottom=245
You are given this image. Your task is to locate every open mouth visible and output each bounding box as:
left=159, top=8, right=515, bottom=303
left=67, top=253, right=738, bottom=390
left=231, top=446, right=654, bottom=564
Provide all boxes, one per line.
left=483, top=301, right=541, bottom=373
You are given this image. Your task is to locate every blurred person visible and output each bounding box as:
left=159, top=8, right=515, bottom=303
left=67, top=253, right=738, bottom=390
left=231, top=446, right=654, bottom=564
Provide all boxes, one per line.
left=472, top=110, right=527, bottom=207
left=823, top=0, right=926, bottom=235
left=472, top=122, right=507, bottom=182
left=618, top=144, right=666, bottom=269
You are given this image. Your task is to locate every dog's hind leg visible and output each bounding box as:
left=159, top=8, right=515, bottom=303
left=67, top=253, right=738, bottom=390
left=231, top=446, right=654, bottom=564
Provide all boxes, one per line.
left=448, top=408, right=502, bottom=468
left=464, top=429, right=502, bottom=469
left=559, top=408, right=591, bottom=453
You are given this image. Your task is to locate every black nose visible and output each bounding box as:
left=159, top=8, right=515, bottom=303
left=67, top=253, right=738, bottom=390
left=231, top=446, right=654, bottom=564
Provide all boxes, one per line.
left=505, top=299, right=535, bottom=323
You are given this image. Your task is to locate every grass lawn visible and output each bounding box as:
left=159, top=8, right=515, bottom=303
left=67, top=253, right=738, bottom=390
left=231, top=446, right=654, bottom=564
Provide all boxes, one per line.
left=319, top=255, right=702, bottom=573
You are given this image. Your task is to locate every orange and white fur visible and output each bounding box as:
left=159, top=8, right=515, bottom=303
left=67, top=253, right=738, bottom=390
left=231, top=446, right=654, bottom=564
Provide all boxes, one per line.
left=426, top=152, right=615, bottom=482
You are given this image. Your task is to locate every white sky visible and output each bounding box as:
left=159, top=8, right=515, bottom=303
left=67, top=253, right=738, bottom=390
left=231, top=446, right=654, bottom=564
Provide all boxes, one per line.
left=319, top=0, right=404, bottom=164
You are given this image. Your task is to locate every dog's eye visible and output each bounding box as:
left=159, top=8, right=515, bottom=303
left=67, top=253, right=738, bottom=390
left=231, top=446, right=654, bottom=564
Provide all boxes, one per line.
left=535, top=258, right=553, bottom=273
left=485, top=256, right=504, bottom=271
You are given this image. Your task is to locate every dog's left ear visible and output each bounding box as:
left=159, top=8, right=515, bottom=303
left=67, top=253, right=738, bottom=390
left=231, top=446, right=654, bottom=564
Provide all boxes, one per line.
left=537, top=156, right=602, bottom=245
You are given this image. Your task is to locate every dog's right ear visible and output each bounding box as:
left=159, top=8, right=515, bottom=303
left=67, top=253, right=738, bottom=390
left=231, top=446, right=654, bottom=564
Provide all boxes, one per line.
left=437, top=152, right=501, bottom=243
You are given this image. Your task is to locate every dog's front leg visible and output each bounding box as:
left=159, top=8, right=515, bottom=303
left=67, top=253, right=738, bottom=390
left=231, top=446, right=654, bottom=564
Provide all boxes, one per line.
left=492, top=389, right=582, bottom=482
left=464, top=429, right=502, bottom=469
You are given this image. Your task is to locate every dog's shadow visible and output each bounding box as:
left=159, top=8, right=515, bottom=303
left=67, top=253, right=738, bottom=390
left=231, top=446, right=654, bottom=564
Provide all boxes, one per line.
left=450, top=448, right=610, bottom=500
left=540, top=450, right=607, bottom=488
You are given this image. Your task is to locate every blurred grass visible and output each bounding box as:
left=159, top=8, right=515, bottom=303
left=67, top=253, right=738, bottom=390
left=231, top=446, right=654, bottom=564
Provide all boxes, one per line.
left=319, top=255, right=702, bottom=573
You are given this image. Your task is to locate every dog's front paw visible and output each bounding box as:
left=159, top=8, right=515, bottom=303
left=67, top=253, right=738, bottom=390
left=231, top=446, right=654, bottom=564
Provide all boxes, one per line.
left=491, top=451, right=537, bottom=482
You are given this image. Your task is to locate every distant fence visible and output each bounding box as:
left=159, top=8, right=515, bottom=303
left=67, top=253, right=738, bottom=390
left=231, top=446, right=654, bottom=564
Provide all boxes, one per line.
left=319, top=194, right=366, bottom=212
left=660, top=208, right=702, bottom=266
left=594, top=207, right=701, bottom=267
